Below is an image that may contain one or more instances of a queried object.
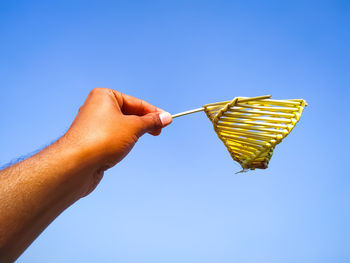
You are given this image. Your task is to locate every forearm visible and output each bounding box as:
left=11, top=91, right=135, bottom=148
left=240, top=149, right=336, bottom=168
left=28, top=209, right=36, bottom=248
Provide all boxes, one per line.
left=0, top=136, right=95, bottom=262
left=0, top=88, right=172, bottom=262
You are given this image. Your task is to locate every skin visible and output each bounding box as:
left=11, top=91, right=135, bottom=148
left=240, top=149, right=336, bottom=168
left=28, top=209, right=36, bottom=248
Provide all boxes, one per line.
left=0, top=88, right=172, bottom=262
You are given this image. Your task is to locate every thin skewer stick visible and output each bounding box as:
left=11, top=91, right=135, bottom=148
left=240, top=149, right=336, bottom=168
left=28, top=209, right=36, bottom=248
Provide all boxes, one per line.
left=172, top=107, right=204, bottom=118
left=172, top=95, right=272, bottom=119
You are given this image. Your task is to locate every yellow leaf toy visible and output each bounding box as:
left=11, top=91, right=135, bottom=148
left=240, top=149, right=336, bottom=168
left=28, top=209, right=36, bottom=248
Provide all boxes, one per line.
left=172, top=95, right=307, bottom=171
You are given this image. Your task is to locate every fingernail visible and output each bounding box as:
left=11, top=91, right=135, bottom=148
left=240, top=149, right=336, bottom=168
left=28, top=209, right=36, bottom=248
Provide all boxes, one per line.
left=159, top=112, right=172, bottom=126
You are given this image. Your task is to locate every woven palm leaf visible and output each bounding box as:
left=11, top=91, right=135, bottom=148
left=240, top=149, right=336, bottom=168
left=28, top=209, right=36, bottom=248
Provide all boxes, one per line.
left=173, top=95, right=307, bottom=171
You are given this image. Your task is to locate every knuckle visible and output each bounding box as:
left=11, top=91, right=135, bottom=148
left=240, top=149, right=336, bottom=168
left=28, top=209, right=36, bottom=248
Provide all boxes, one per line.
left=112, top=90, right=123, bottom=102
left=139, top=99, right=146, bottom=113
left=150, top=114, right=162, bottom=130
left=90, top=87, right=108, bottom=96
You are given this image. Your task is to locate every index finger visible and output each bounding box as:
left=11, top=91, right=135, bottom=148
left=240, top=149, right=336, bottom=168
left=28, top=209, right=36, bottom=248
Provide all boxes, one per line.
left=113, top=91, right=164, bottom=116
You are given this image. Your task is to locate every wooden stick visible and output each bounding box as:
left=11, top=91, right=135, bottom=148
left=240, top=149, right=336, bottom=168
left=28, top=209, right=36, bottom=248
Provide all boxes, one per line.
left=171, top=95, right=272, bottom=119
left=172, top=107, right=204, bottom=118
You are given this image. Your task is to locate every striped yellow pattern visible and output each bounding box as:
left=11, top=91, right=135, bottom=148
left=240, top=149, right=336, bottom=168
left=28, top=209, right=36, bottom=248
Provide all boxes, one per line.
left=203, top=95, right=307, bottom=171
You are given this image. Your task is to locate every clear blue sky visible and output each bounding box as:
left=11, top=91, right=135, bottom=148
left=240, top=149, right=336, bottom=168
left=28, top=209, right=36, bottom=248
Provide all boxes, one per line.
left=1, top=0, right=349, bottom=262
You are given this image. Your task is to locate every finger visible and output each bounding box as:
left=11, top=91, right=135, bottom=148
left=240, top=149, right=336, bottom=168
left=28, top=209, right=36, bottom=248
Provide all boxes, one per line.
left=149, top=128, right=162, bottom=136
left=113, top=91, right=164, bottom=116
left=137, top=112, right=172, bottom=136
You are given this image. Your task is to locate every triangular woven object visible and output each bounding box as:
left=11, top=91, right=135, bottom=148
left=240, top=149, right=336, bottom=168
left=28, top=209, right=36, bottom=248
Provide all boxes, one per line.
left=200, top=96, right=307, bottom=171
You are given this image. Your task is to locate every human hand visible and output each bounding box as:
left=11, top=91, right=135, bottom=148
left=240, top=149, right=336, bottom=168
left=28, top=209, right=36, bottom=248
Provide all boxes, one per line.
left=0, top=88, right=172, bottom=261
left=63, top=88, right=172, bottom=195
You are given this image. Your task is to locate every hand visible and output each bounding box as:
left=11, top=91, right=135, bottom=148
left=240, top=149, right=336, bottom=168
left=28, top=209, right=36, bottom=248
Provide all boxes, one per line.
left=0, top=88, right=172, bottom=262
left=63, top=88, right=172, bottom=195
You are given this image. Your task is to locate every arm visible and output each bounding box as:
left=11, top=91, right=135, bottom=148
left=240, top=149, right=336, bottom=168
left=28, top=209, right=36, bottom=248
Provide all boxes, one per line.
left=0, top=88, right=172, bottom=262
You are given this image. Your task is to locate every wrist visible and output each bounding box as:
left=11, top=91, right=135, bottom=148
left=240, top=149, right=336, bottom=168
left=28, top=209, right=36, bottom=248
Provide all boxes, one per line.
left=59, top=131, right=100, bottom=169
left=55, top=133, right=105, bottom=198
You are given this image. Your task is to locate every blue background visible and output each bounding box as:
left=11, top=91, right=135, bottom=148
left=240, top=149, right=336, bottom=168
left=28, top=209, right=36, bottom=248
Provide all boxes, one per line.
left=1, top=0, right=349, bottom=262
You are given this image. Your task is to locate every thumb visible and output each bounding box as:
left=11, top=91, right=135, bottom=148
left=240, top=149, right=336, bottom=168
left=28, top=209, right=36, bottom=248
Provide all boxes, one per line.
left=139, top=111, right=172, bottom=136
